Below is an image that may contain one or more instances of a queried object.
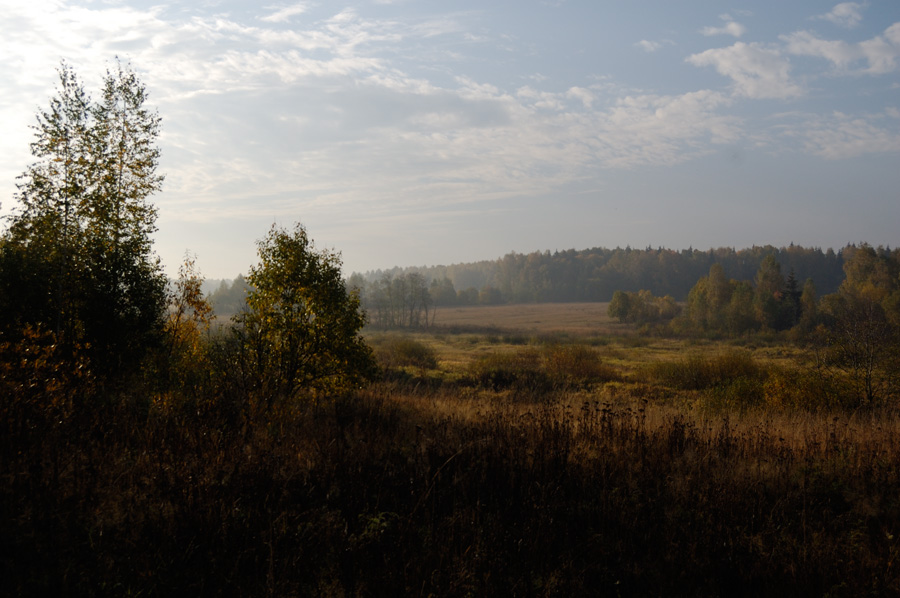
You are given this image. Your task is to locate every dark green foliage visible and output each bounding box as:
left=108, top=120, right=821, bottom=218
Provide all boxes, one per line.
left=1, top=60, right=166, bottom=378
left=782, top=268, right=803, bottom=328
left=608, top=289, right=632, bottom=322
left=816, top=245, right=900, bottom=407
left=0, top=239, right=60, bottom=333
left=754, top=254, right=785, bottom=329
left=429, top=276, right=458, bottom=305
left=682, top=256, right=821, bottom=336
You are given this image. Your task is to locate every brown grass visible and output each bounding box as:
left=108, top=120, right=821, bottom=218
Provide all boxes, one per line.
left=5, top=304, right=900, bottom=595
left=432, top=302, right=624, bottom=335
left=6, top=383, right=900, bottom=596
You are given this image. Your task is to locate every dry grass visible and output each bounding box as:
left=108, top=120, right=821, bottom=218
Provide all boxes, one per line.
left=5, top=303, right=900, bottom=595
left=432, top=302, right=623, bottom=335
left=8, top=380, right=900, bottom=596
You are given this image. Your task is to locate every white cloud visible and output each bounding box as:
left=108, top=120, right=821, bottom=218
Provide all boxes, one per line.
left=516, top=85, right=564, bottom=111
left=0, top=2, right=748, bottom=226
left=597, top=90, right=740, bottom=167
left=815, top=3, right=864, bottom=29
left=781, top=111, right=900, bottom=159
left=783, top=23, right=900, bottom=75
left=781, top=31, right=856, bottom=70
left=636, top=40, right=662, bottom=53
left=701, top=19, right=746, bottom=38
left=687, top=42, right=803, bottom=99
left=566, top=86, right=594, bottom=108
left=260, top=3, right=311, bottom=24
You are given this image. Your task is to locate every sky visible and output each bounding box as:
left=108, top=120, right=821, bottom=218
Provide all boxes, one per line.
left=1, top=1, right=899, bottom=279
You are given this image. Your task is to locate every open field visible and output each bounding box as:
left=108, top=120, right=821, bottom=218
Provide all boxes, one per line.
left=432, top=302, right=623, bottom=335
left=372, top=303, right=809, bottom=391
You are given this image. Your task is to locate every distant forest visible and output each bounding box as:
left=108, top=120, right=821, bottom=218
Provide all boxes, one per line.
left=349, top=244, right=850, bottom=306
left=206, top=243, right=877, bottom=320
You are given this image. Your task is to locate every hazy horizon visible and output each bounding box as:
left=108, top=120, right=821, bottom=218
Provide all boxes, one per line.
left=2, top=1, right=899, bottom=279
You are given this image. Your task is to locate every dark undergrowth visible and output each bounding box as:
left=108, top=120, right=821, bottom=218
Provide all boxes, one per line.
left=4, top=380, right=900, bottom=597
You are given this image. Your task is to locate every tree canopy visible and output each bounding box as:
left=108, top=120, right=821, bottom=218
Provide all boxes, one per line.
left=0, top=60, right=166, bottom=377
left=232, top=223, right=377, bottom=404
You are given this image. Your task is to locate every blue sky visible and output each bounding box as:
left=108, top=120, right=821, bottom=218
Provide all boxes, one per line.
left=1, top=1, right=899, bottom=279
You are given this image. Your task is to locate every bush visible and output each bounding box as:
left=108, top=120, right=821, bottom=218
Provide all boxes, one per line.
left=645, top=350, right=763, bottom=391
left=375, top=337, right=438, bottom=371
left=467, top=343, right=618, bottom=394
left=541, top=344, right=618, bottom=387
left=702, top=376, right=765, bottom=413
left=467, top=349, right=551, bottom=394
left=763, top=366, right=846, bottom=412
left=0, top=326, right=94, bottom=444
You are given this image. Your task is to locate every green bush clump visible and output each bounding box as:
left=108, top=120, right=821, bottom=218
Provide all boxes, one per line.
left=468, top=344, right=617, bottom=394
left=375, top=337, right=438, bottom=371
left=645, top=350, right=763, bottom=391
left=467, top=349, right=551, bottom=394
left=702, top=376, right=765, bottom=412
left=763, top=366, right=846, bottom=412
left=542, top=343, right=618, bottom=387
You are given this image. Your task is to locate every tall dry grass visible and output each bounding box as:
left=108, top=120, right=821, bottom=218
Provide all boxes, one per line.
left=4, top=374, right=900, bottom=596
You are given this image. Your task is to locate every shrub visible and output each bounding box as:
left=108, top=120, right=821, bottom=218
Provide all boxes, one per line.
left=701, top=376, right=765, bottom=413
left=0, top=325, right=95, bottom=475
left=645, top=350, right=763, bottom=391
left=763, top=366, right=846, bottom=412
left=541, top=344, right=618, bottom=387
left=467, top=349, right=551, bottom=394
left=375, top=337, right=438, bottom=371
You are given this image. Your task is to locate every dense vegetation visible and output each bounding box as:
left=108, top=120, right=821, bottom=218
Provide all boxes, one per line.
left=3, top=63, right=900, bottom=596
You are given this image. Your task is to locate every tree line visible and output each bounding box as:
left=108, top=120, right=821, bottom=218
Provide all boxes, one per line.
left=352, top=244, right=847, bottom=308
